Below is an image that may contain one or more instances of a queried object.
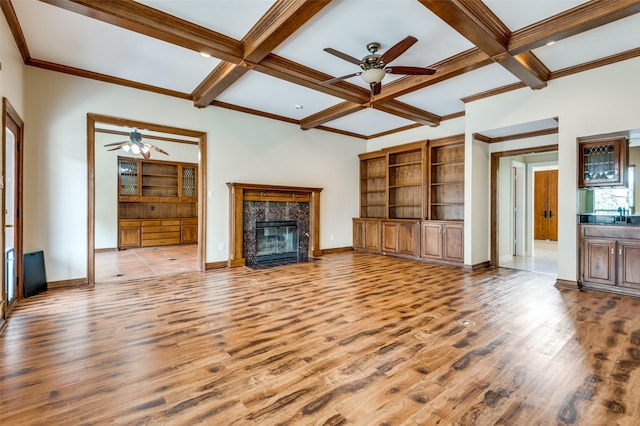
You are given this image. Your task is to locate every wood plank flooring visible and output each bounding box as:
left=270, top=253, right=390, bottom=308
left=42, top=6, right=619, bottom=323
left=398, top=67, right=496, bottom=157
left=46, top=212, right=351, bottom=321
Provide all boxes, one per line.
left=2, top=252, right=640, bottom=425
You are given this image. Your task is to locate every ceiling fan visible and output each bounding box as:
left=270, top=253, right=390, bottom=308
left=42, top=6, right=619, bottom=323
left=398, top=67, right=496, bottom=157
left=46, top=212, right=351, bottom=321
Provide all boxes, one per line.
left=103, top=129, right=169, bottom=159
left=320, top=36, right=436, bottom=97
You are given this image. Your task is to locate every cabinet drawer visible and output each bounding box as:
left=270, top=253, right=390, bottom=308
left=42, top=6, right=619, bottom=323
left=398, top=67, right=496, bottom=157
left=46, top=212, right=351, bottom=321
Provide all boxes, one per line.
left=142, top=220, right=162, bottom=227
left=119, top=220, right=141, bottom=227
left=141, top=225, right=181, bottom=234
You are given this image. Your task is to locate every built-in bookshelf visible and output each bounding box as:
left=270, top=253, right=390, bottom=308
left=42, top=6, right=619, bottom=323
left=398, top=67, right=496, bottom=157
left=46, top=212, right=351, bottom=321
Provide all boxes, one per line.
left=117, top=157, right=198, bottom=249
left=359, top=153, right=387, bottom=218
left=429, top=141, right=464, bottom=221
left=388, top=147, right=423, bottom=219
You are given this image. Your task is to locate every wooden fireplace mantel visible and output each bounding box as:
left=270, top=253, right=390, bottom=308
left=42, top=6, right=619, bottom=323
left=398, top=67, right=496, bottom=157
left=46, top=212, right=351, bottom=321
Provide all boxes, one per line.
left=227, top=182, right=323, bottom=267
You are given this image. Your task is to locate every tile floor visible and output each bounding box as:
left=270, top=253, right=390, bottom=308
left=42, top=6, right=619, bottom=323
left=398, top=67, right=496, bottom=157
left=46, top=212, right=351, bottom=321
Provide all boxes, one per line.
left=95, top=244, right=199, bottom=283
left=500, top=239, right=558, bottom=275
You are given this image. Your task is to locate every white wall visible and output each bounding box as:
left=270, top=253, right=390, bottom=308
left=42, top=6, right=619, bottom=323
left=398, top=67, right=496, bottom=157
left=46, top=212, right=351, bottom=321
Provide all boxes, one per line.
left=94, top=132, right=199, bottom=249
left=466, top=56, right=640, bottom=281
left=24, top=67, right=365, bottom=281
left=1, top=13, right=25, bottom=115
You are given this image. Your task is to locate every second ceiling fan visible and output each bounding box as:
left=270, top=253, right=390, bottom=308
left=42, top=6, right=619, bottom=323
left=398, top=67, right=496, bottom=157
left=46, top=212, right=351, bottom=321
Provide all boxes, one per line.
left=320, top=35, right=436, bottom=96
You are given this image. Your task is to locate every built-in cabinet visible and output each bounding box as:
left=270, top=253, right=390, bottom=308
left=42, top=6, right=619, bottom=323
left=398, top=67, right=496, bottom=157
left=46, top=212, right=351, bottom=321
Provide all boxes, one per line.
left=117, top=157, right=198, bottom=250
left=353, top=136, right=464, bottom=266
left=382, top=220, right=420, bottom=257
left=353, top=218, right=382, bottom=252
left=578, top=137, right=628, bottom=188
left=579, top=225, right=640, bottom=295
left=421, top=221, right=464, bottom=263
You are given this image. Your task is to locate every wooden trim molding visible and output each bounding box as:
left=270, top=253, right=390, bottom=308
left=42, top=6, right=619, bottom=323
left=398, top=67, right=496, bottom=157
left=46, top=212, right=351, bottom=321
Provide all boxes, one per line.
left=226, top=182, right=323, bottom=267
left=321, top=247, right=354, bottom=255
left=462, top=261, right=492, bottom=272
left=87, top=114, right=207, bottom=285
left=47, top=278, right=89, bottom=289
left=205, top=261, right=228, bottom=270
left=555, top=279, right=579, bottom=291
left=490, top=144, right=559, bottom=266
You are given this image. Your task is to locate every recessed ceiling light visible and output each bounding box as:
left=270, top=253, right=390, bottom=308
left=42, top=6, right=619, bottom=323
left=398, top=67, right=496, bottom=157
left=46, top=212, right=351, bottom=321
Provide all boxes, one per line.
left=546, top=41, right=555, bottom=46
left=295, top=105, right=304, bottom=110
left=200, top=52, right=211, bottom=58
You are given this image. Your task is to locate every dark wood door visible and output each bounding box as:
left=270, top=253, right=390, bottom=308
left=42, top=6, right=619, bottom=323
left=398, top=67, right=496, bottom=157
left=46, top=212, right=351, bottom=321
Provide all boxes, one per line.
left=534, top=170, right=558, bottom=241
left=583, top=239, right=616, bottom=286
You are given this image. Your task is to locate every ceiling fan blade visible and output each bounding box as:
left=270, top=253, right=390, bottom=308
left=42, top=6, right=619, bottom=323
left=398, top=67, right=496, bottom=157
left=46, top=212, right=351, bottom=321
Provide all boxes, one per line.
left=323, top=48, right=362, bottom=65
left=320, top=72, right=361, bottom=85
left=103, top=140, right=129, bottom=147
left=379, top=35, right=418, bottom=64
left=371, top=82, right=382, bottom=96
left=106, top=146, right=123, bottom=151
left=141, top=150, right=151, bottom=160
left=148, top=144, right=169, bottom=156
left=386, top=66, right=436, bottom=75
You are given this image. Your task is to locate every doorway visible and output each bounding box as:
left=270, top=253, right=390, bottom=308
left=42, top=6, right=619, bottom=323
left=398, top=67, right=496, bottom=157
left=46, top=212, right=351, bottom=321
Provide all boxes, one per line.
left=87, top=114, right=207, bottom=285
left=491, top=145, right=558, bottom=274
left=2, top=98, right=24, bottom=319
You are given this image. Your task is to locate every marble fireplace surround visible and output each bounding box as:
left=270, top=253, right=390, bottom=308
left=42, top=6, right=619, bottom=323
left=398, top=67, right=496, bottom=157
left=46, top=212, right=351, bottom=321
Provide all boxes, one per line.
left=227, top=183, right=323, bottom=267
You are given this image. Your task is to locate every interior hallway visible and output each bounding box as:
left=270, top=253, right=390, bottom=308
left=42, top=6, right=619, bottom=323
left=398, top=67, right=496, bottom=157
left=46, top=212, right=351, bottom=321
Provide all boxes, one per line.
left=500, top=239, right=558, bottom=275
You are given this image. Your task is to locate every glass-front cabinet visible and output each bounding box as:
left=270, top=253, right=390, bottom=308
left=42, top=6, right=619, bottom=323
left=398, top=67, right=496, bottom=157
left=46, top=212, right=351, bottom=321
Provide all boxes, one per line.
left=578, top=137, right=628, bottom=188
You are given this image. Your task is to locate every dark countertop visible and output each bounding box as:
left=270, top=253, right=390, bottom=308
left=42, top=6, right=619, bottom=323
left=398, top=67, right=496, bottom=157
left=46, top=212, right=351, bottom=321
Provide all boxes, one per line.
left=578, top=214, right=640, bottom=226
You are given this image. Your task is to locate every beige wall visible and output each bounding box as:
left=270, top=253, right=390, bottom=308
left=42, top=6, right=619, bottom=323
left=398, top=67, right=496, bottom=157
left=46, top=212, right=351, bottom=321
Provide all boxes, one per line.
left=23, top=67, right=365, bottom=281
left=464, top=56, right=640, bottom=281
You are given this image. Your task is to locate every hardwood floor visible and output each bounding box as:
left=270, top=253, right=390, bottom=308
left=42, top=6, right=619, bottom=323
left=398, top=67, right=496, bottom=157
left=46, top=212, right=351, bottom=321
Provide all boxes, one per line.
left=2, top=252, right=640, bottom=425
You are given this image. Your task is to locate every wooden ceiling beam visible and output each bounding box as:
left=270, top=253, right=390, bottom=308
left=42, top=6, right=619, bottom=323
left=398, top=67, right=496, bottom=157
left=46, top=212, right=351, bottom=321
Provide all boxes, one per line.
left=192, top=61, right=252, bottom=108
left=242, top=0, right=331, bottom=64
left=299, top=102, right=365, bottom=131
left=418, top=0, right=549, bottom=89
left=372, top=100, right=441, bottom=127
left=372, top=48, right=492, bottom=101
left=41, top=0, right=243, bottom=63
left=193, top=0, right=331, bottom=107
left=297, top=48, right=489, bottom=130
left=255, top=54, right=371, bottom=104
left=509, top=0, right=640, bottom=55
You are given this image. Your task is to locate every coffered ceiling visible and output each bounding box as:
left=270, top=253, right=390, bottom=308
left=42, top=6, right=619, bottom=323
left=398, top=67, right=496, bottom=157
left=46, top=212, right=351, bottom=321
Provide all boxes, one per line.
left=3, top=0, right=640, bottom=139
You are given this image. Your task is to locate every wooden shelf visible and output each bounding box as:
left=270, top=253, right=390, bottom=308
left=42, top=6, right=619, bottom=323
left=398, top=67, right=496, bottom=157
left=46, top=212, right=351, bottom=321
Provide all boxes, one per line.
left=117, top=156, right=198, bottom=249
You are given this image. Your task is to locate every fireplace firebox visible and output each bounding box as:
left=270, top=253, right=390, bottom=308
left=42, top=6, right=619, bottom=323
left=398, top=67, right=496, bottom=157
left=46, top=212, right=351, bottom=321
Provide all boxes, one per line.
left=255, top=221, right=299, bottom=263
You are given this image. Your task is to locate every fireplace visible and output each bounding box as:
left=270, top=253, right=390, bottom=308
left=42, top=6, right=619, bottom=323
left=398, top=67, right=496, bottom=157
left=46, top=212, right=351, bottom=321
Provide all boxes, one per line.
left=255, top=220, right=299, bottom=263
left=227, top=183, right=323, bottom=268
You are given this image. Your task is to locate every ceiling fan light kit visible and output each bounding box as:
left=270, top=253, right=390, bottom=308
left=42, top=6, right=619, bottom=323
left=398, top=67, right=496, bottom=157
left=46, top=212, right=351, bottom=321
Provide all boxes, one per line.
left=322, top=35, right=436, bottom=97
left=103, top=129, right=168, bottom=159
left=361, top=68, right=386, bottom=84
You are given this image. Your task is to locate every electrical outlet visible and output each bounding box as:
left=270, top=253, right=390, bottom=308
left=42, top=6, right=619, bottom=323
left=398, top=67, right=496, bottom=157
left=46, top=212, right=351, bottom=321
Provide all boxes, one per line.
left=218, top=242, right=225, bottom=251
left=330, top=233, right=335, bottom=241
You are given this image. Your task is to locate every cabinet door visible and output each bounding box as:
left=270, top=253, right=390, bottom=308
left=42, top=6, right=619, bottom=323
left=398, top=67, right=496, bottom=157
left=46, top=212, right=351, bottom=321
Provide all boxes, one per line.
left=353, top=219, right=365, bottom=248
left=618, top=241, right=640, bottom=289
left=364, top=220, right=381, bottom=251
left=181, top=219, right=198, bottom=244
left=582, top=239, right=616, bottom=286
left=443, top=223, right=464, bottom=263
left=421, top=222, right=442, bottom=260
left=119, top=225, right=141, bottom=249
left=382, top=222, right=399, bottom=253
left=397, top=222, right=420, bottom=257
left=578, top=137, right=627, bottom=188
